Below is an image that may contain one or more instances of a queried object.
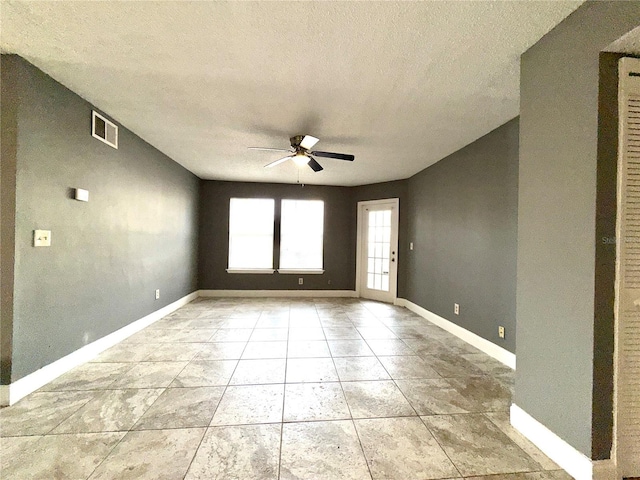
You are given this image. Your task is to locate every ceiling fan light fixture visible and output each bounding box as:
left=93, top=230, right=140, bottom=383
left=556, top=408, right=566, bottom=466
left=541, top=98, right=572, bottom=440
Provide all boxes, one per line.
left=292, top=153, right=309, bottom=166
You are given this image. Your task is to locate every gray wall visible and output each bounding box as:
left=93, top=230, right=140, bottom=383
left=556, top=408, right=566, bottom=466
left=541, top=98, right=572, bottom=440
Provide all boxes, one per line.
left=1, top=56, right=19, bottom=385
left=515, top=1, right=640, bottom=458
left=404, top=119, right=519, bottom=353
left=3, top=55, right=200, bottom=382
left=198, top=181, right=355, bottom=291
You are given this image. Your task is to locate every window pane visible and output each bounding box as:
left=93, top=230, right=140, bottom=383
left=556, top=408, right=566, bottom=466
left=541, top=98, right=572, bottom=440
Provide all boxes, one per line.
left=280, top=199, right=324, bottom=269
left=228, top=198, right=274, bottom=269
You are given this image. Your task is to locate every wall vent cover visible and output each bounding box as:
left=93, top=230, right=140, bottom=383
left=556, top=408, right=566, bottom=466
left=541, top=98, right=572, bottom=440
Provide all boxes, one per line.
left=92, top=110, right=118, bottom=149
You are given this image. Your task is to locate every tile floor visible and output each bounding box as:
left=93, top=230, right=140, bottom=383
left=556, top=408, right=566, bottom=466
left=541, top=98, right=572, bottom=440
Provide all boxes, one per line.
left=0, top=297, right=569, bottom=480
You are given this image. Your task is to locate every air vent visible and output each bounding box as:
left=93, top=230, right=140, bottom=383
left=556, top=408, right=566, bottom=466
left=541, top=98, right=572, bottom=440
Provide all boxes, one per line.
left=92, top=110, right=118, bottom=149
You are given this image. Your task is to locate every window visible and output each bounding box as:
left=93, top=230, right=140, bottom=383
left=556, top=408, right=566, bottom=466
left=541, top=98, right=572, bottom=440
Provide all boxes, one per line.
left=227, top=198, right=275, bottom=272
left=279, top=199, right=324, bottom=272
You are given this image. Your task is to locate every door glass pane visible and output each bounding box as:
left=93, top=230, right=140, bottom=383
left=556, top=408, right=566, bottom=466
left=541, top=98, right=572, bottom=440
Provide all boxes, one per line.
left=366, top=209, right=391, bottom=292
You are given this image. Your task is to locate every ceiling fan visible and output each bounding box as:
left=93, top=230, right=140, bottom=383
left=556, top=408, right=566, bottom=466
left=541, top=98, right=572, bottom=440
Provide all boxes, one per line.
left=248, top=135, right=355, bottom=172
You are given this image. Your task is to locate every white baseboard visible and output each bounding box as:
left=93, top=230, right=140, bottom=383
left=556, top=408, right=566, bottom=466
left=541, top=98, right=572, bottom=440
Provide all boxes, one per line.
left=198, top=289, right=358, bottom=298
left=511, top=404, right=593, bottom=480
left=396, top=298, right=516, bottom=369
left=2, top=291, right=198, bottom=406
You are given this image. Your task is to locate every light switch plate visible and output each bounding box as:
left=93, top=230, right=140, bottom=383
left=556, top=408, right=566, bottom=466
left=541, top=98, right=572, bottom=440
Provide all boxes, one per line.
left=34, top=229, right=51, bottom=247
left=75, top=188, right=89, bottom=202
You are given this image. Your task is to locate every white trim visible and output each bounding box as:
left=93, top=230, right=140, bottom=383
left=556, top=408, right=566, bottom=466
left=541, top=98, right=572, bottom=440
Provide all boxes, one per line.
left=198, top=289, right=357, bottom=298
left=277, top=269, right=325, bottom=275
left=91, top=110, right=118, bottom=149
left=396, top=298, right=516, bottom=369
left=2, top=291, right=198, bottom=406
left=510, top=404, right=593, bottom=480
left=226, top=268, right=275, bottom=274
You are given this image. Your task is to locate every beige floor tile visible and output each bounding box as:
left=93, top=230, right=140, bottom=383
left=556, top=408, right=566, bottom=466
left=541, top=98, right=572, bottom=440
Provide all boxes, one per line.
left=251, top=328, right=289, bottom=341
left=378, top=355, right=441, bottom=379
left=210, top=384, right=284, bottom=425
left=355, top=417, right=458, bottom=479
left=88, top=428, right=205, bottom=479
left=485, top=412, right=561, bottom=470
left=286, top=358, right=339, bottom=383
left=209, top=328, right=253, bottom=342
left=333, top=357, right=391, bottom=381
left=230, top=358, right=286, bottom=385
left=0, top=391, right=95, bottom=436
left=284, top=382, right=351, bottom=422
left=396, top=378, right=477, bottom=414
left=289, top=327, right=325, bottom=340
left=280, top=421, right=371, bottom=480
left=143, top=342, right=206, bottom=362
left=40, top=362, right=133, bottom=391
left=133, top=386, right=224, bottom=429
left=90, top=343, right=154, bottom=362
left=195, top=342, right=246, bottom=360
left=465, top=471, right=572, bottom=480
left=444, top=375, right=512, bottom=412
left=421, top=413, right=542, bottom=476
left=1, top=433, right=124, bottom=479
left=185, top=424, right=281, bottom=479
left=366, top=339, right=415, bottom=356
left=323, top=326, right=363, bottom=339
left=357, top=327, right=397, bottom=340
left=287, top=340, right=331, bottom=358
left=342, top=380, right=415, bottom=418
left=53, top=388, right=163, bottom=433
left=328, top=339, right=374, bottom=357
left=108, top=360, right=188, bottom=388
left=242, top=341, right=288, bottom=359
left=170, top=359, right=237, bottom=387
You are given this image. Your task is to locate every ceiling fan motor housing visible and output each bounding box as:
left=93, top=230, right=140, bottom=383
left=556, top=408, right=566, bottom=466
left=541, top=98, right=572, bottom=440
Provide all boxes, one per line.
left=290, top=135, right=306, bottom=149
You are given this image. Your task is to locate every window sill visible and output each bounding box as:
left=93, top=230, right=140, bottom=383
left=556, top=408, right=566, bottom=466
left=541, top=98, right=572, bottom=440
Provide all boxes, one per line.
left=277, top=269, right=325, bottom=275
left=226, top=268, right=275, bottom=274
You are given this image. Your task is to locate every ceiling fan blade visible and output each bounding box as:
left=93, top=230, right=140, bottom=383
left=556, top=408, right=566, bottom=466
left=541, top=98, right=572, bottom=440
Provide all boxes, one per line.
left=300, top=135, right=319, bottom=150
left=265, top=156, right=293, bottom=168
left=307, top=157, right=323, bottom=172
left=310, top=150, right=355, bottom=161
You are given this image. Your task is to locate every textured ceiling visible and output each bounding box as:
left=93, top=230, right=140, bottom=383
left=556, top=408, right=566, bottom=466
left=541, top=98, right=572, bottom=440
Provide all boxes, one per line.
left=1, top=1, right=584, bottom=186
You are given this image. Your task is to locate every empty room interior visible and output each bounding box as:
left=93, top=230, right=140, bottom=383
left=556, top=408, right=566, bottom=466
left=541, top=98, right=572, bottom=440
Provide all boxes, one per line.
left=2, top=1, right=640, bottom=479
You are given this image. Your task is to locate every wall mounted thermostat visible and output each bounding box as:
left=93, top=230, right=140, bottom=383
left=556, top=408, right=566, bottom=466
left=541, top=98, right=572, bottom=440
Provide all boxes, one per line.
left=34, top=230, right=51, bottom=247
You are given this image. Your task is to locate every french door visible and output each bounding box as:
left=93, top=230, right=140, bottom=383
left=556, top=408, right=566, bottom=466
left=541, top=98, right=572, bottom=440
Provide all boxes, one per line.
left=357, top=199, right=399, bottom=303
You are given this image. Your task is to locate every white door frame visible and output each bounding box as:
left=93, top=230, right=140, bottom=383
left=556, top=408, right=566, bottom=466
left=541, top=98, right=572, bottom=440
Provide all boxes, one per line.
left=613, top=56, right=640, bottom=478
left=355, top=198, right=399, bottom=302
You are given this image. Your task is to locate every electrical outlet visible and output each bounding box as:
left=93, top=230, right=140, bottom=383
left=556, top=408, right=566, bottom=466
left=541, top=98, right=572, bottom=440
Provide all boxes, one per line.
left=454, top=303, right=459, bottom=315
left=498, top=326, right=505, bottom=339
left=410, top=242, right=414, bottom=250
left=155, top=289, right=160, bottom=300
left=298, top=278, right=303, bottom=285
